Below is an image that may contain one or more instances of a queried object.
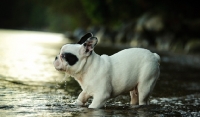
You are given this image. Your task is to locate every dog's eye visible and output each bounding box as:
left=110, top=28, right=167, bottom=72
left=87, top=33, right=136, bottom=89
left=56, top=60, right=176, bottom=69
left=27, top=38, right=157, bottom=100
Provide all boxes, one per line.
left=61, top=53, right=78, bottom=66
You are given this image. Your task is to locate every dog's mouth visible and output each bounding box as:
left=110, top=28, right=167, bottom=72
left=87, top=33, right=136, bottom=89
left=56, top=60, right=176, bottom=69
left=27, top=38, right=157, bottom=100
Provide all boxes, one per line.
left=53, top=57, right=66, bottom=72
left=56, top=68, right=65, bottom=72
left=55, top=64, right=68, bottom=72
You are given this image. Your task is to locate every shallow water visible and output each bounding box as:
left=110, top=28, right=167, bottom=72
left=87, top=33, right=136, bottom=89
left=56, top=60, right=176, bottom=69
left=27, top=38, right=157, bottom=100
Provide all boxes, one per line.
left=0, top=29, right=200, bottom=117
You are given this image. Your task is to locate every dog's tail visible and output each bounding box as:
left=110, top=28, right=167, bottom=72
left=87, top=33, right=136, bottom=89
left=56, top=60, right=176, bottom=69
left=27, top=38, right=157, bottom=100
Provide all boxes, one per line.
left=153, top=53, right=160, bottom=64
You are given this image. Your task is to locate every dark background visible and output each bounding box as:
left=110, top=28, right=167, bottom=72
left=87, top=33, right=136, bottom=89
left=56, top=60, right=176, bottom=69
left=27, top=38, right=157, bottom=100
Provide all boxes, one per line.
left=1, top=0, right=200, bottom=31
left=1, top=0, right=200, bottom=53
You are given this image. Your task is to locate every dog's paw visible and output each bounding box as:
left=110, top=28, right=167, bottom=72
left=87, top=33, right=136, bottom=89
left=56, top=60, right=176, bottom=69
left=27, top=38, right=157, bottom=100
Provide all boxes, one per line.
left=73, top=99, right=83, bottom=106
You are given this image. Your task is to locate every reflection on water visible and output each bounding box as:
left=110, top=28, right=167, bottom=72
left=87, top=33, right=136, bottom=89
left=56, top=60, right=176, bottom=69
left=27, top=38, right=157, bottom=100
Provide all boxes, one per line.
left=0, top=29, right=200, bottom=116
left=0, top=29, right=67, bottom=84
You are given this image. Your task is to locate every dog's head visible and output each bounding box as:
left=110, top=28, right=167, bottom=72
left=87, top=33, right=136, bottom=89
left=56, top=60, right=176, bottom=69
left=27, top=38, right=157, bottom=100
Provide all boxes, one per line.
left=53, top=33, right=98, bottom=75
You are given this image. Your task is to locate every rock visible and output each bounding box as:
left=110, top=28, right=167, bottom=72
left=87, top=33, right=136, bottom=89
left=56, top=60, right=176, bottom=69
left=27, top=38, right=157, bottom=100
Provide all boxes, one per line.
left=64, top=28, right=87, bottom=42
left=64, top=31, right=75, bottom=40
left=87, top=26, right=101, bottom=35
left=185, top=39, right=200, bottom=53
left=73, top=28, right=87, bottom=40
left=94, top=27, right=105, bottom=43
left=144, top=15, right=164, bottom=32
left=171, top=41, right=185, bottom=52
left=130, top=33, right=149, bottom=47
left=115, top=22, right=135, bottom=44
left=133, top=13, right=165, bottom=47
left=94, top=27, right=116, bottom=44
left=135, top=13, right=164, bottom=33
left=156, top=32, right=174, bottom=51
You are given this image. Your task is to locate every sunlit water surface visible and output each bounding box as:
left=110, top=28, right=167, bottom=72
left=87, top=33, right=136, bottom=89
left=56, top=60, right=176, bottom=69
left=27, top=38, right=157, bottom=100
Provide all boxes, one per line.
left=0, top=29, right=65, bottom=84
left=0, top=29, right=200, bottom=117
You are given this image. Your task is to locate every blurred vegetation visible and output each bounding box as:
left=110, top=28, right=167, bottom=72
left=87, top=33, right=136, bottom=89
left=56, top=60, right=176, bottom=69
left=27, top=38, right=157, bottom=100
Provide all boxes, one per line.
left=0, top=0, right=199, bottom=32
left=0, top=0, right=87, bottom=31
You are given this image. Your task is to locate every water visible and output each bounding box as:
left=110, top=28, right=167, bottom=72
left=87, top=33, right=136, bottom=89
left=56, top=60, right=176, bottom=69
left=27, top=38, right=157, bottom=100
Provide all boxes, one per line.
left=0, top=29, right=200, bottom=117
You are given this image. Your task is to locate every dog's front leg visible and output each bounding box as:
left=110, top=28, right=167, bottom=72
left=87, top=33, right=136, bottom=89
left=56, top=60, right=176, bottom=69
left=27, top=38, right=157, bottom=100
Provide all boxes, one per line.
left=88, top=93, right=110, bottom=108
left=75, top=91, right=90, bottom=106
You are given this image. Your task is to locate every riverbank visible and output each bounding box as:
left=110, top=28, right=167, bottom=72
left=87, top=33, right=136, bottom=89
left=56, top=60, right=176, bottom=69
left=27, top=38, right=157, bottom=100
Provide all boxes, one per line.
left=0, top=29, right=200, bottom=116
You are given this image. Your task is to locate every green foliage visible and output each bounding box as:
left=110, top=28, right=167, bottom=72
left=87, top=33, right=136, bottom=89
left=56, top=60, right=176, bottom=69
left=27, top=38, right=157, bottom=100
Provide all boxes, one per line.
left=81, top=0, right=140, bottom=26
left=0, top=0, right=88, bottom=31
left=36, top=0, right=90, bottom=31
left=81, top=0, right=108, bottom=24
left=46, top=11, right=81, bottom=32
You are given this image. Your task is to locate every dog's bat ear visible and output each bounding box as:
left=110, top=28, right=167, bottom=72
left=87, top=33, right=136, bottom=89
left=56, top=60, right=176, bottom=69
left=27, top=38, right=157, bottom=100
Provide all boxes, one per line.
left=77, top=33, right=93, bottom=44
left=80, top=37, right=98, bottom=56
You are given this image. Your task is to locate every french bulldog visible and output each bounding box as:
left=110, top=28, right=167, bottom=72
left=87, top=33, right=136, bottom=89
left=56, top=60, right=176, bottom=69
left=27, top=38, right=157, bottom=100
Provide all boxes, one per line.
left=53, top=33, right=160, bottom=108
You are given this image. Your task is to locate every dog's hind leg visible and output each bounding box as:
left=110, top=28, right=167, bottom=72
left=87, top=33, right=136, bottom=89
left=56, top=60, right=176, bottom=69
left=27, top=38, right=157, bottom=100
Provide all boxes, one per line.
left=137, top=77, right=157, bottom=105
left=130, top=84, right=139, bottom=105
left=138, top=62, right=159, bottom=105
left=137, top=82, right=150, bottom=105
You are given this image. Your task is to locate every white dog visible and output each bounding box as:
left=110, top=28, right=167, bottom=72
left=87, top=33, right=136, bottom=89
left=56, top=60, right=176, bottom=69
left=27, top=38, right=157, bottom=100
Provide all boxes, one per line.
left=53, top=33, right=160, bottom=108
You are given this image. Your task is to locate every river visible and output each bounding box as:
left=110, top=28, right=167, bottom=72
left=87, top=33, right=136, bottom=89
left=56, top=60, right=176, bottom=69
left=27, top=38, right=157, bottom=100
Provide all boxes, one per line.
left=0, top=29, right=200, bottom=117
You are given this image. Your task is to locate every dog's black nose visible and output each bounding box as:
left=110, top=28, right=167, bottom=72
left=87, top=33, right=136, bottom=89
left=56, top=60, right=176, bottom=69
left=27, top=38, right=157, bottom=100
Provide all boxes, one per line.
left=55, top=56, right=58, bottom=60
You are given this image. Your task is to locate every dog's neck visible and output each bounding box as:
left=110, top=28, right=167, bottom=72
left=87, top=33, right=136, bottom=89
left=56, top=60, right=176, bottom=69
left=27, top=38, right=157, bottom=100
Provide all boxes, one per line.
left=71, top=51, right=100, bottom=81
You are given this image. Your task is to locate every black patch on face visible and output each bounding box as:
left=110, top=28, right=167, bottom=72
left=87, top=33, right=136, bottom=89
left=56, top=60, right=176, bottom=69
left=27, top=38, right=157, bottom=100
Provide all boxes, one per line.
left=61, top=53, right=78, bottom=66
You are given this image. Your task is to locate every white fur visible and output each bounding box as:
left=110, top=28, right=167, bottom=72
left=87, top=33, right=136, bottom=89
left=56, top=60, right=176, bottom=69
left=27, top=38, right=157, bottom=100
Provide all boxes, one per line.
left=54, top=40, right=160, bottom=109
